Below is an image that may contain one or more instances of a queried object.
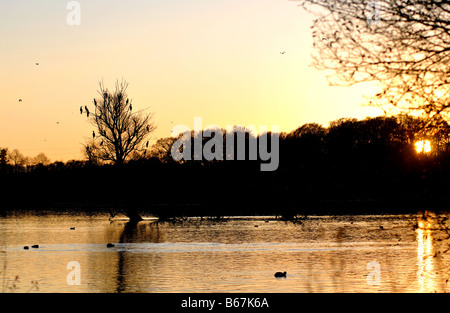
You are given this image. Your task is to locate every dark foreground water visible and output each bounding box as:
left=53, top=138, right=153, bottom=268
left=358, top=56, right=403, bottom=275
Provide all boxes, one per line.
left=0, top=210, right=449, bottom=293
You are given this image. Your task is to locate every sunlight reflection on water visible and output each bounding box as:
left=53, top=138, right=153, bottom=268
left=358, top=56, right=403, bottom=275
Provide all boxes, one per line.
left=0, top=211, right=449, bottom=293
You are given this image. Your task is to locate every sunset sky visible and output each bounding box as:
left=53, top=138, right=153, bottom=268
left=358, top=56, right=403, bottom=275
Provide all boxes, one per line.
left=0, top=0, right=383, bottom=162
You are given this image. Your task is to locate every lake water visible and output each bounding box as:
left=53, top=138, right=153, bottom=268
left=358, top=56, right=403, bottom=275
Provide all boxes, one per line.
left=0, top=210, right=449, bottom=293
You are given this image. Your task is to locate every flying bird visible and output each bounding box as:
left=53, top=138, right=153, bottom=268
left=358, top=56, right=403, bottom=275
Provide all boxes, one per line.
left=35, top=63, right=39, bottom=65
left=280, top=51, right=286, bottom=54
left=18, top=99, right=22, bottom=102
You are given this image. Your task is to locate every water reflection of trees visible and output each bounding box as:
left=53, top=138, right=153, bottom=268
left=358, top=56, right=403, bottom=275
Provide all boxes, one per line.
left=117, top=220, right=164, bottom=293
left=88, top=214, right=450, bottom=292
left=89, top=220, right=165, bottom=293
left=291, top=214, right=450, bottom=293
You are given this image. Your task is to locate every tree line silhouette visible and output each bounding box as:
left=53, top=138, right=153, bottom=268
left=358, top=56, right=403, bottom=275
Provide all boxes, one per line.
left=1, top=114, right=450, bottom=218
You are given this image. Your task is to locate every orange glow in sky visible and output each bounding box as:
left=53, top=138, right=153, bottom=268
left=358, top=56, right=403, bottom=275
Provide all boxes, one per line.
left=0, top=0, right=383, bottom=162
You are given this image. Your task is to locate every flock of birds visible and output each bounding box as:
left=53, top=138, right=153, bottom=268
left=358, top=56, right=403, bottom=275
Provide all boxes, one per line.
left=79, top=99, right=152, bottom=148
left=17, top=51, right=287, bottom=151
left=22, top=52, right=285, bottom=277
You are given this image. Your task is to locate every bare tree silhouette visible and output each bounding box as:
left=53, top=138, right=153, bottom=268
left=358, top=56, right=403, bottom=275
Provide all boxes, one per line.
left=32, top=153, right=51, bottom=166
left=300, top=0, right=450, bottom=121
left=150, top=137, right=178, bottom=163
left=84, top=80, right=156, bottom=166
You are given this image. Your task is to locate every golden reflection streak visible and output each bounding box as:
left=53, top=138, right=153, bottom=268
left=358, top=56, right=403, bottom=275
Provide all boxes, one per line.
left=416, top=218, right=435, bottom=293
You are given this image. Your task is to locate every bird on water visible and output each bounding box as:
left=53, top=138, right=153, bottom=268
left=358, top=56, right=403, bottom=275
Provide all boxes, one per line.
left=274, top=271, right=287, bottom=278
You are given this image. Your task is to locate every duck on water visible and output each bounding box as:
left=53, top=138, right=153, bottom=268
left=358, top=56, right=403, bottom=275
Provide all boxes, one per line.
left=274, top=272, right=287, bottom=278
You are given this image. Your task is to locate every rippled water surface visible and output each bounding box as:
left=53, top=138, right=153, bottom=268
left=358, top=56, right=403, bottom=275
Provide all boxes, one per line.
left=1, top=211, right=449, bottom=293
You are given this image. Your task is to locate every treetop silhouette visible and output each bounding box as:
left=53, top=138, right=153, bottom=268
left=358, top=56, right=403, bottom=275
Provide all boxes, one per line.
left=84, top=79, right=156, bottom=166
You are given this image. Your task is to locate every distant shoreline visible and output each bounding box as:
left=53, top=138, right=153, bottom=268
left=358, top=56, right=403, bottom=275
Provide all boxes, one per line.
left=1, top=199, right=447, bottom=218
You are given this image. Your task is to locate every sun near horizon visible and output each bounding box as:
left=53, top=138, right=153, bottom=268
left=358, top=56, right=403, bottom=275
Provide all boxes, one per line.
left=0, top=0, right=384, bottom=162
left=415, top=140, right=432, bottom=154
